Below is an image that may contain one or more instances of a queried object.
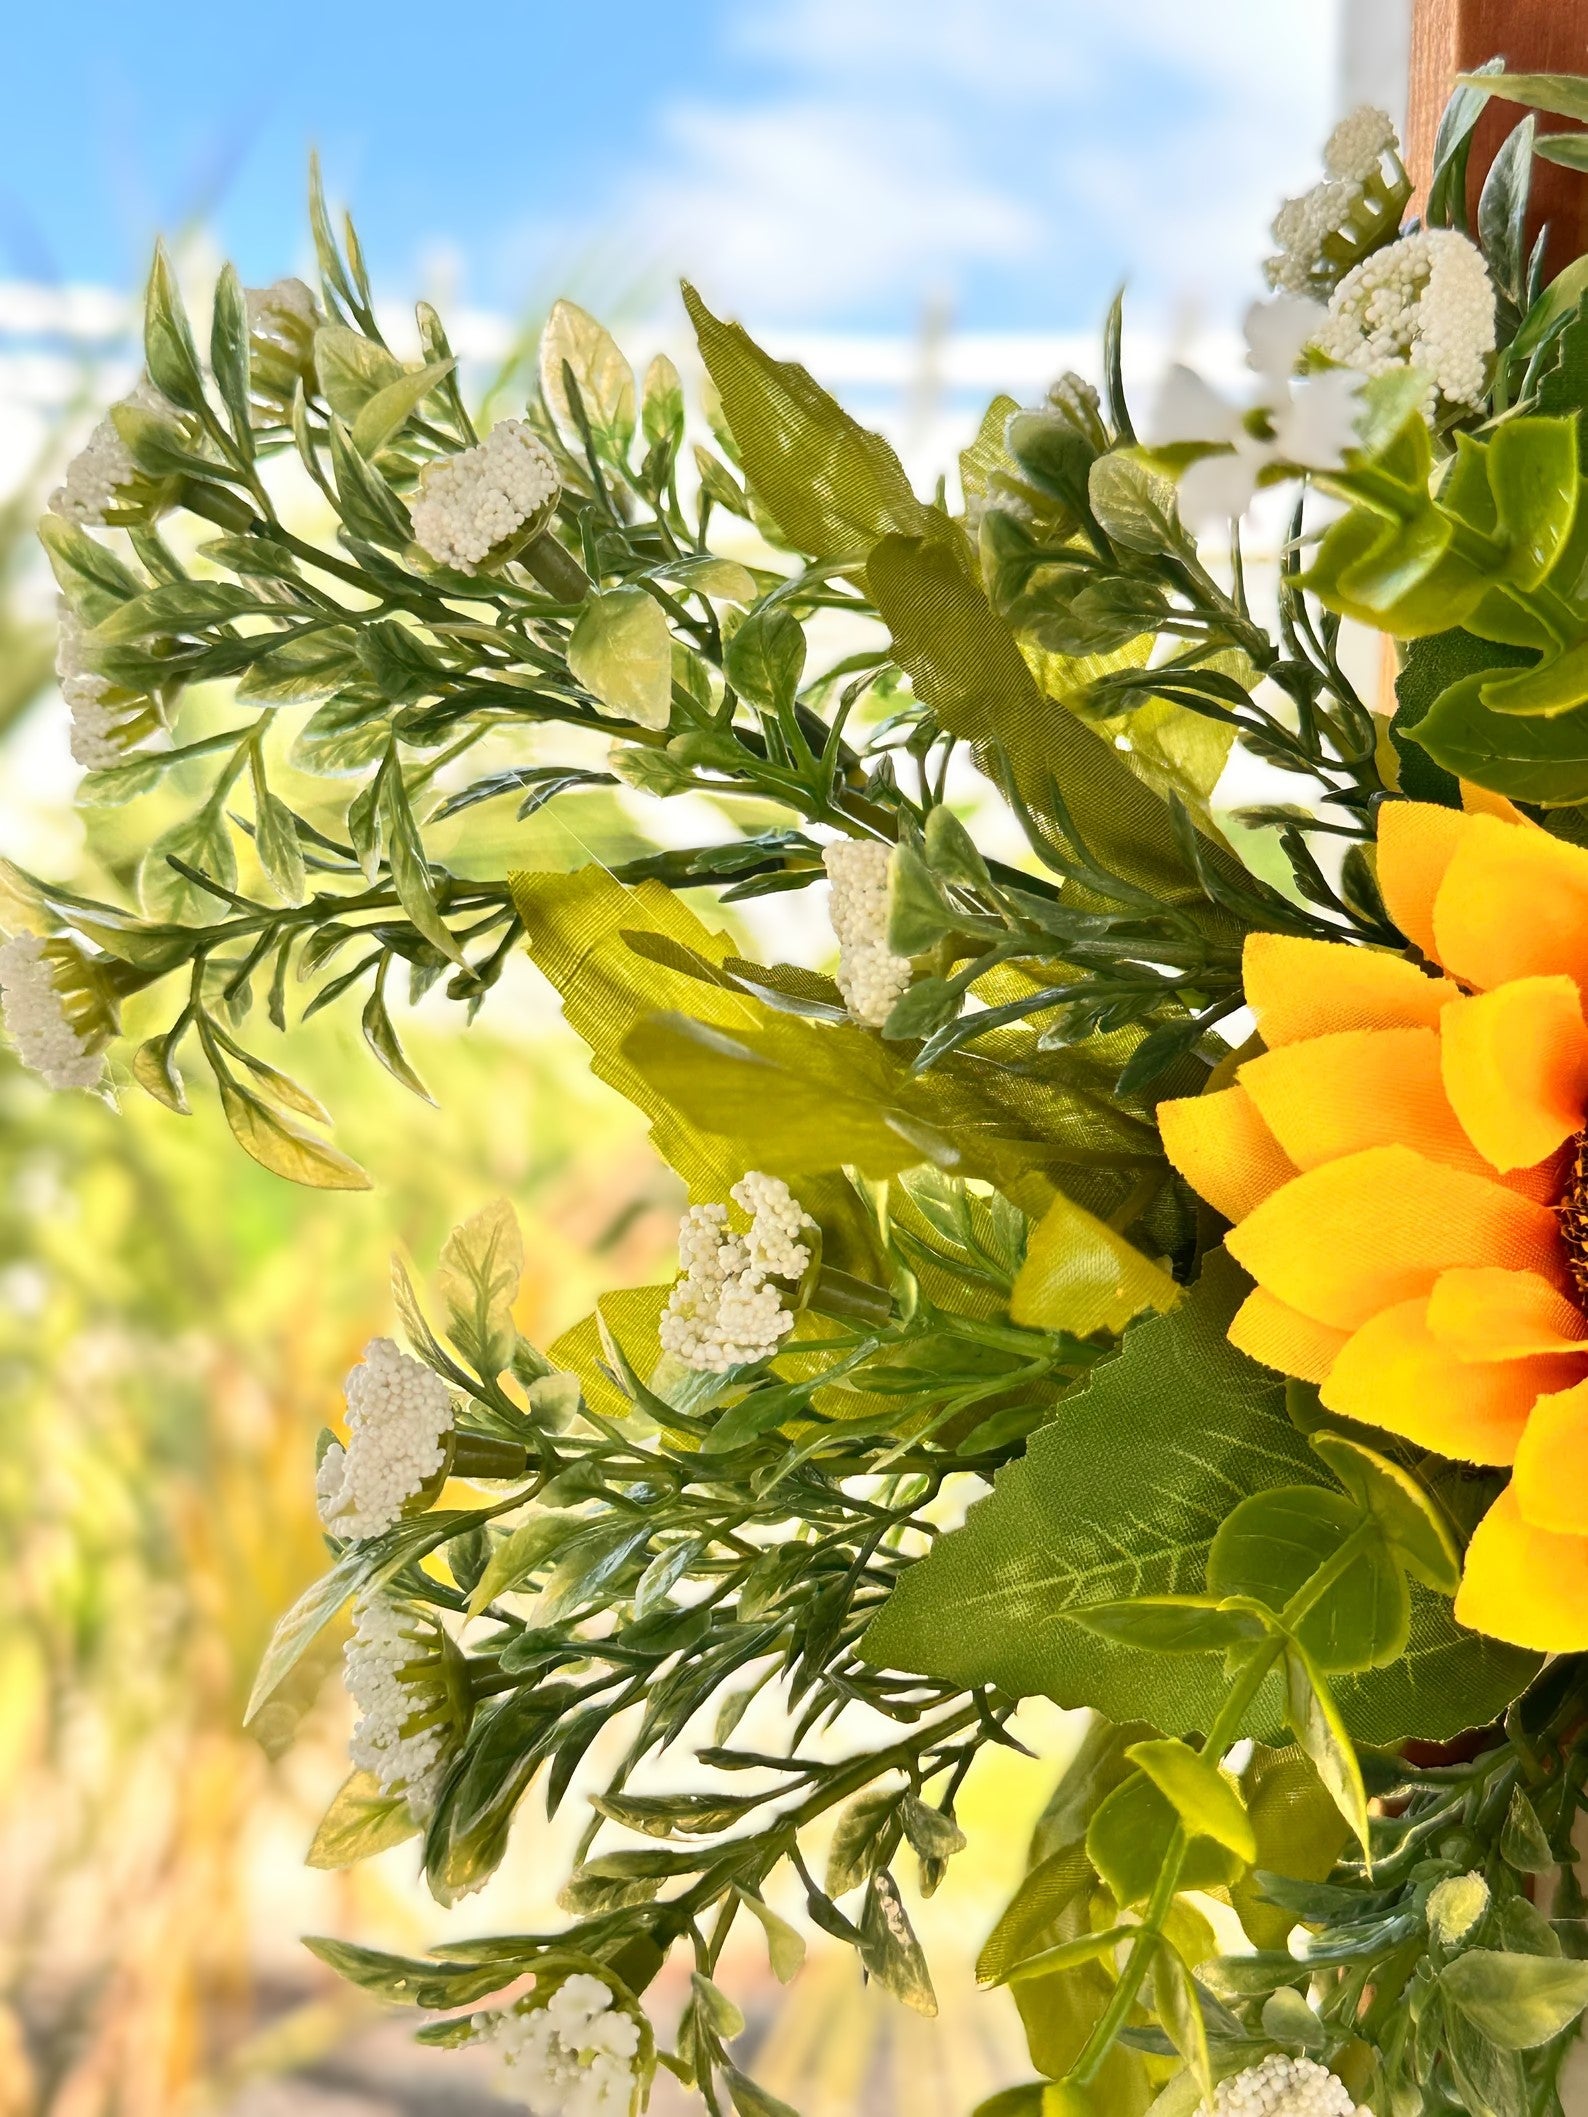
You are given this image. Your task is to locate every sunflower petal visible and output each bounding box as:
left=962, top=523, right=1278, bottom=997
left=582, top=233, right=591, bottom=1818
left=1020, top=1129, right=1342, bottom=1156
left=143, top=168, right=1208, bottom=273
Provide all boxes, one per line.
left=1156, top=1085, right=1297, bottom=1225
left=1319, top=1297, right=1580, bottom=1464
left=1427, top=1267, right=1588, bottom=1360
left=1513, top=1377, right=1588, bottom=1535
left=1241, top=932, right=1455, bottom=1046
left=1376, top=800, right=1477, bottom=963
left=1433, top=813, right=1588, bottom=995
left=1224, top=1145, right=1563, bottom=1331
left=1439, top=975, right=1588, bottom=1172
left=1229, top=1285, right=1349, bottom=1382
left=1239, top=1026, right=1492, bottom=1179
left=1455, top=1484, right=1588, bottom=1651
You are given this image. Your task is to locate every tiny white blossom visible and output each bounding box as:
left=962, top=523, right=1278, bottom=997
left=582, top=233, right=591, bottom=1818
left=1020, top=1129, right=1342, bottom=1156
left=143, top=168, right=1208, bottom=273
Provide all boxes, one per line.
left=1316, top=229, right=1496, bottom=408
left=246, top=275, right=318, bottom=342
left=410, top=419, right=560, bottom=572
left=55, top=600, right=157, bottom=771
left=1427, top=1869, right=1490, bottom=1945
left=0, top=932, right=104, bottom=1091
left=479, top=1977, right=642, bottom=2117
left=48, top=378, right=173, bottom=525
left=824, top=838, right=913, bottom=1027
left=316, top=1337, right=454, bottom=1539
left=1148, top=297, right=1364, bottom=528
left=1267, top=105, right=1404, bottom=296
left=1199, top=2054, right=1370, bottom=2117
left=1324, top=105, right=1399, bottom=183
left=658, top=1173, right=811, bottom=1374
left=344, top=1592, right=450, bottom=1820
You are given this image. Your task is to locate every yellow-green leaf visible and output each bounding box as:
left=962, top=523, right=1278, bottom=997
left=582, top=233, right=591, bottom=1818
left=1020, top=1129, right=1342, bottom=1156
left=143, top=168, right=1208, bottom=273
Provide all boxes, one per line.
left=217, top=1075, right=371, bottom=1190
left=1010, top=1189, right=1180, bottom=1337
left=1125, top=1737, right=1255, bottom=1863
left=307, top=1768, right=420, bottom=1868
left=568, top=586, right=674, bottom=729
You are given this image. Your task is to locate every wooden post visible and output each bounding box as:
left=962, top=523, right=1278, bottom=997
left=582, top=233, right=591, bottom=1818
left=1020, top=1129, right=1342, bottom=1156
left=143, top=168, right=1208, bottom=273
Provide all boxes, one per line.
left=1406, top=0, right=1588, bottom=274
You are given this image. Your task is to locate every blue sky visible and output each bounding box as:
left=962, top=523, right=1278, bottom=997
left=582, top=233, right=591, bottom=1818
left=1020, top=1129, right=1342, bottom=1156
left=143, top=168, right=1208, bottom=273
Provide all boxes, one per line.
left=1, top=1, right=1353, bottom=334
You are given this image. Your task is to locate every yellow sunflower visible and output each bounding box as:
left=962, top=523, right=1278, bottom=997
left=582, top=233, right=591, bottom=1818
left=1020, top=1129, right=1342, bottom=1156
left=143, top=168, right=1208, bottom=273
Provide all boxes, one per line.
left=1159, top=791, right=1588, bottom=1653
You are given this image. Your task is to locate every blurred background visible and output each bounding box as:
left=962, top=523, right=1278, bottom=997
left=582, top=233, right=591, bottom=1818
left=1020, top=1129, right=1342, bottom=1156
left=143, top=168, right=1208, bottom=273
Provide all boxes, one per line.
left=0, top=5, right=1412, bottom=2113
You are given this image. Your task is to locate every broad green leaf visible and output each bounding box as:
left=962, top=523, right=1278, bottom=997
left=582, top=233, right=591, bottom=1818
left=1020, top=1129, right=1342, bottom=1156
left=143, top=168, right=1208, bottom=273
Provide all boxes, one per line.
left=307, top=1768, right=420, bottom=1867
left=867, top=530, right=1225, bottom=905
left=1207, top=1487, right=1410, bottom=1672
left=724, top=604, right=806, bottom=712
left=1086, top=1772, right=1244, bottom=1908
left=1087, top=452, right=1192, bottom=557
left=439, top=1197, right=524, bottom=1379
left=1459, top=71, right=1588, bottom=123
left=568, top=586, right=673, bottom=729
left=540, top=299, right=636, bottom=463
left=1392, top=628, right=1532, bottom=806
left=1282, top=1638, right=1370, bottom=1856
left=684, top=283, right=934, bottom=563
left=666, top=555, right=757, bottom=604
left=641, top=351, right=685, bottom=452
left=1124, top=1739, right=1255, bottom=1862
left=1310, top=1432, right=1460, bottom=1594
left=144, top=240, right=207, bottom=413
left=734, top=1888, right=807, bottom=1983
left=1413, top=672, right=1588, bottom=808
left=977, top=1843, right=1095, bottom=1984
left=1010, top=1188, right=1180, bottom=1338
left=1230, top=1744, right=1349, bottom=1953
left=1441, top=1949, right=1588, bottom=2049
left=350, top=357, right=457, bottom=457
left=1442, top=1995, right=1529, bottom=2117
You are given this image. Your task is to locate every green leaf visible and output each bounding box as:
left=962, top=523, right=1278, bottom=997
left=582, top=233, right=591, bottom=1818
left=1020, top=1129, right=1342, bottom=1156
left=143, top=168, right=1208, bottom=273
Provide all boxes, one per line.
left=859, top=1872, right=938, bottom=2016
left=307, top=1768, right=421, bottom=1868
left=724, top=605, right=807, bottom=713
left=465, top=1513, right=580, bottom=1618
left=378, top=755, right=466, bottom=965
left=1002, top=1927, right=1132, bottom=1986
left=350, top=358, right=456, bottom=457
left=977, top=1843, right=1095, bottom=1984
left=1413, top=671, right=1588, bottom=807
left=1230, top=1745, right=1349, bottom=1953
left=1070, top=1597, right=1267, bottom=1656
left=314, top=324, right=405, bottom=420
left=866, top=530, right=1218, bottom=905
left=139, top=805, right=239, bottom=921
left=826, top=1789, right=896, bottom=1896
left=1440, top=1950, right=1588, bottom=2048
left=641, top=351, right=685, bottom=453
left=216, top=1073, right=372, bottom=1191
left=1085, top=1773, right=1243, bottom=1909
left=862, top=1255, right=1313, bottom=1736
left=1087, top=453, right=1192, bottom=558
left=144, top=240, right=207, bottom=413
left=1124, top=1739, right=1256, bottom=1862
left=1484, top=418, right=1581, bottom=590
left=1154, top=1942, right=1213, bottom=2103
left=734, top=1888, right=807, bottom=1984
left=684, top=282, right=934, bottom=564
left=567, top=587, right=674, bottom=730
left=723, top=2066, right=802, bottom=2117
left=1281, top=1638, right=1370, bottom=1857
left=1500, top=1786, right=1555, bottom=1875
left=94, top=578, right=275, bottom=641
left=1460, top=71, right=1588, bottom=123
left=1309, top=1432, right=1461, bottom=1594
left=438, top=1199, right=524, bottom=1380
left=1535, top=133, right=1588, bottom=170
left=1207, top=1488, right=1410, bottom=1672
left=302, top=1936, right=511, bottom=2011
left=1009, top=1188, right=1181, bottom=1338
left=540, top=299, right=636, bottom=463
left=210, top=262, right=254, bottom=453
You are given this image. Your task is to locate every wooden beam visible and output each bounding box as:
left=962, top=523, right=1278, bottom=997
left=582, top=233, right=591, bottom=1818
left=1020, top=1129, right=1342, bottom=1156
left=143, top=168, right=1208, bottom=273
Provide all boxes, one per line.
left=1406, top=0, right=1588, bottom=273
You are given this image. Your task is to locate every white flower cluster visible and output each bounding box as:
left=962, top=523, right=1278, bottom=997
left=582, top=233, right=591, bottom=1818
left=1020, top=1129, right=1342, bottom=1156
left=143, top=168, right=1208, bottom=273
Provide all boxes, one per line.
left=1199, top=2056, right=1369, bottom=2117
left=48, top=378, right=171, bottom=525
left=658, top=1172, right=811, bottom=1373
left=1267, top=105, right=1401, bottom=295
left=1146, top=296, right=1363, bottom=527
left=55, top=600, right=155, bottom=772
left=824, top=838, right=913, bottom=1027
left=1426, top=1868, right=1490, bottom=1945
left=315, top=1337, right=454, bottom=1539
left=410, top=419, right=561, bottom=571
left=0, top=932, right=103, bottom=1091
left=1316, top=229, right=1495, bottom=407
left=246, top=274, right=318, bottom=345
left=344, top=1593, right=448, bottom=1820
left=483, top=1975, right=642, bottom=2117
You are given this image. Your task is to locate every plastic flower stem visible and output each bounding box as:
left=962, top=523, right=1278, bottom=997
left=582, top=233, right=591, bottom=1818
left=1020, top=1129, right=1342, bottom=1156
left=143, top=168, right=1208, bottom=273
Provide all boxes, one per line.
left=1069, top=1519, right=1380, bottom=2086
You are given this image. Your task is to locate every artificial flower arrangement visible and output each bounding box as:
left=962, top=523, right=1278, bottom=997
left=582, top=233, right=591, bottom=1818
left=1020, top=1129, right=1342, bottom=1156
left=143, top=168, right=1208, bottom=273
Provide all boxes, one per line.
left=15, top=53, right=1588, bottom=2117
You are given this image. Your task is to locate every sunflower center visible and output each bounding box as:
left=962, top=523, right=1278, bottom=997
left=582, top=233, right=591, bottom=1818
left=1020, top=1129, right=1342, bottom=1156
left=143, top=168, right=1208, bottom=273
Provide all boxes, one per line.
left=1559, top=1130, right=1588, bottom=1309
